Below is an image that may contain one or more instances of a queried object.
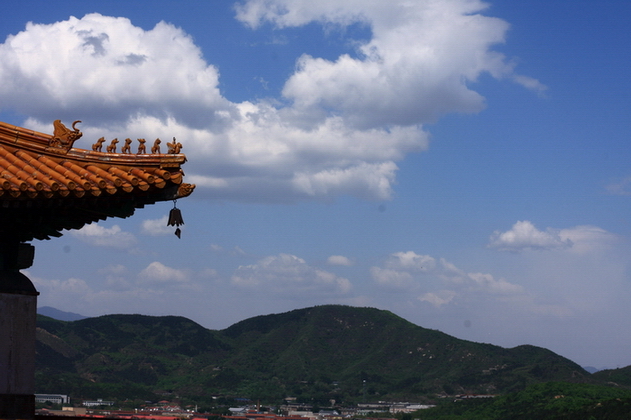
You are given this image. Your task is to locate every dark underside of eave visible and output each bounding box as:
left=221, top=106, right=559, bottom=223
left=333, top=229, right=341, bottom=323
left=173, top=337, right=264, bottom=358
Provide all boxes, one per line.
left=0, top=185, right=179, bottom=242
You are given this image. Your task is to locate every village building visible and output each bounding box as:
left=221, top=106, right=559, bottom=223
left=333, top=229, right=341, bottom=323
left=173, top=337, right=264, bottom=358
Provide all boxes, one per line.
left=34, top=394, right=69, bottom=405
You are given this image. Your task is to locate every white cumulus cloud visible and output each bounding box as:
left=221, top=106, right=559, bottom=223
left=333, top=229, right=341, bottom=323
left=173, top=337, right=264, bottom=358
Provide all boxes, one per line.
left=558, top=225, right=619, bottom=255
left=327, top=255, right=354, bottom=266
left=238, top=0, right=545, bottom=129
left=371, top=250, right=524, bottom=303
left=385, top=251, right=436, bottom=271
left=70, top=224, right=136, bottom=248
left=141, top=216, right=173, bottom=236
left=0, top=14, right=231, bottom=128
left=419, top=290, right=457, bottom=307
left=488, top=220, right=572, bottom=252
left=370, top=267, right=415, bottom=290
left=489, top=221, right=618, bottom=253
left=138, top=261, right=189, bottom=284
left=0, top=2, right=540, bottom=203
left=232, top=253, right=352, bottom=296
left=468, top=272, right=524, bottom=294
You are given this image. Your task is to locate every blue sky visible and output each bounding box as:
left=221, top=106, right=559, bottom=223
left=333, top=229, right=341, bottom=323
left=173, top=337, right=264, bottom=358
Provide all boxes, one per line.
left=2, top=0, right=631, bottom=369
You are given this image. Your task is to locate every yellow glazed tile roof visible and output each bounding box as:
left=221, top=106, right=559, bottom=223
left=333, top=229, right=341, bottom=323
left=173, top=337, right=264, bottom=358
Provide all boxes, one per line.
left=0, top=120, right=195, bottom=241
left=0, top=120, right=193, bottom=200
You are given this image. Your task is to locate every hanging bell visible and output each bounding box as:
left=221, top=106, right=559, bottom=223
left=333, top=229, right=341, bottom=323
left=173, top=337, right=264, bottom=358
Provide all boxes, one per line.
left=167, top=200, right=185, bottom=238
left=168, top=207, right=184, bottom=227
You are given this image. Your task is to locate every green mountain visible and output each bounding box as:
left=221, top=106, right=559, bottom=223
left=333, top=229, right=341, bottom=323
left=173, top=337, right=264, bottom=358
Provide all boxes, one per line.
left=35, top=305, right=593, bottom=406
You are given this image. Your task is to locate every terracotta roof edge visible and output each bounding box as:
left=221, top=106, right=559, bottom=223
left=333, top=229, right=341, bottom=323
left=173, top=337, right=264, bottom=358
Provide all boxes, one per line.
left=0, top=121, right=187, bottom=167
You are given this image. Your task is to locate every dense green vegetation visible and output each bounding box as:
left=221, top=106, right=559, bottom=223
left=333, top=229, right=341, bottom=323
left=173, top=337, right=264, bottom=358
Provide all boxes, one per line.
left=35, top=305, right=612, bottom=409
left=408, top=382, right=631, bottom=419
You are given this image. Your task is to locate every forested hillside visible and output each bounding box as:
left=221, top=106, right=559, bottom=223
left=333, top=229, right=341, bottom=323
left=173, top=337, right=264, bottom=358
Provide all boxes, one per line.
left=36, top=305, right=597, bottom=407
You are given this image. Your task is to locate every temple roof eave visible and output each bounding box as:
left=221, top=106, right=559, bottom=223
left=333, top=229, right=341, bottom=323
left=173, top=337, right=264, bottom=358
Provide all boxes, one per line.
left=0, top=120, right=195, bottom=242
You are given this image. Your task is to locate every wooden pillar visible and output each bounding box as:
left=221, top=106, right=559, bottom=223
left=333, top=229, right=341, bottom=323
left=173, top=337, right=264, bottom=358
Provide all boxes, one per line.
left=0, top=242, right=37, bottom=420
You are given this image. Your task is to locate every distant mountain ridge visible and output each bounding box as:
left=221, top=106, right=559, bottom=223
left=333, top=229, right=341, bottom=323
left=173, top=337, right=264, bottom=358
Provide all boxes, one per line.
left=38, top=306, right=87, bottom=321
left=34, top=305, right=613, bottom=406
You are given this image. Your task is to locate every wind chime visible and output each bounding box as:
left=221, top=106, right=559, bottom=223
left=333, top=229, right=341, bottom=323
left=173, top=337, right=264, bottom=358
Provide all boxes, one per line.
left=167, top=199, right=185, bottom=238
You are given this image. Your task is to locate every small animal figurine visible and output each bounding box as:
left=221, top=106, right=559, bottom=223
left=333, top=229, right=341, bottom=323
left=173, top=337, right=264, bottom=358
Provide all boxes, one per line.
left=92, top=137, right=106, bottom=152
left=121, top=138, right=133, bottom=154
left=106, top=138, right=119, bottom=153
left=151, top=138, right=161, bottom=154
left=137, top=138, right=146, bottom=154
